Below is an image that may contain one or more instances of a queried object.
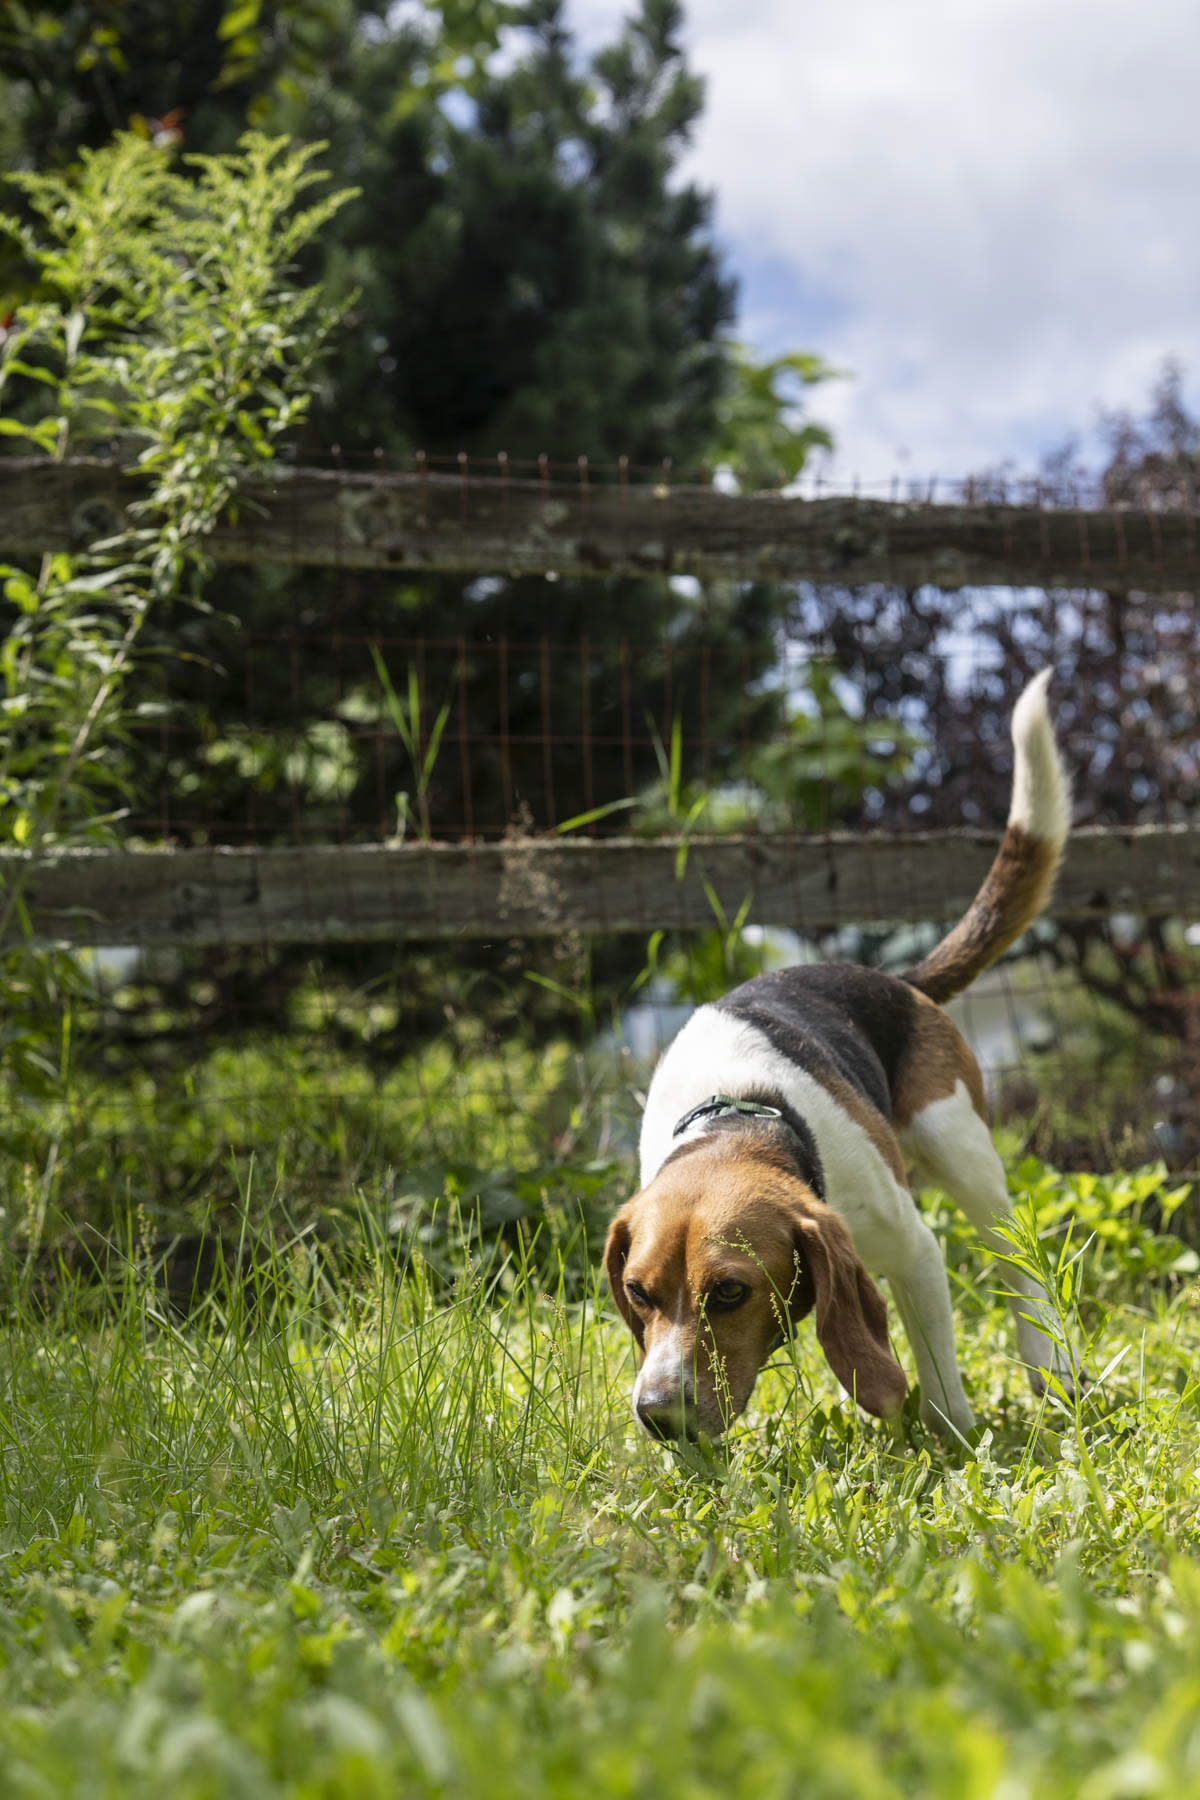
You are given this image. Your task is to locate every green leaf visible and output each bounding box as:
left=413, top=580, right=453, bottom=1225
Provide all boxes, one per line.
left=218, top=0, right=263, bottom=41
left=3, top=573, right=39, bottom=615
left=555, top=797, right=638, bottom=834
left=421, top=696, right=453, bottom=787
left=0, top=419, right=46, bottom=443
left=0, top=360, right=61, bottom=388
left=61, top=566, right=141, bottom=595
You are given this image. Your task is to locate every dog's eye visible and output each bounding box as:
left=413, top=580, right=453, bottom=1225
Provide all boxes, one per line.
left=707, top=1279, right=750, bottom=1311
left=624, top=1279, right=652, bottom=1311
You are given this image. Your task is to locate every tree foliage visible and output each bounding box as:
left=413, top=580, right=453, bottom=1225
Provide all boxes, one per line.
left=709, top=347, right=837, bottom=491
left=0, top=1, right=868, bottom=1122
left=46, top=0, right=833, bottom=872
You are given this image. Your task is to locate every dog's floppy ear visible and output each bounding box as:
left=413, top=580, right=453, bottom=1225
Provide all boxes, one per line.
left=791, top=1201, right=907, bottom=1419
left=603, top=1208, right=645, bottom=1351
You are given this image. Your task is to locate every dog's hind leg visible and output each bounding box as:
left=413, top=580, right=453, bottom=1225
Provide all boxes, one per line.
left=881, top=1217, right=977, bottom=1437
left=900, top=1080, right=1079, bottom=1401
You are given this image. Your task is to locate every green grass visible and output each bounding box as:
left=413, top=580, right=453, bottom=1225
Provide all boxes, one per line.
left=3, top=1163, right=1200, bottom=1798
left=4, top=1022, right=625, bottom=1252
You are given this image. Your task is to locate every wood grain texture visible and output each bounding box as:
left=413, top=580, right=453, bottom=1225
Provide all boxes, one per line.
left=2, top=826, right=1196, bottom=949
left=4, top=457, right=1199, bottom=592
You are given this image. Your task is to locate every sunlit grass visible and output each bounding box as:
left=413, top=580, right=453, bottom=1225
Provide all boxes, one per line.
left=2, top=1162, right=1200, bottom=1796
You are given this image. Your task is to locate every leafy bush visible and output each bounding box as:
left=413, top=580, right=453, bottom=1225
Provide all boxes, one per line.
left=923, top=1154, right=1195, bottom=1332
left=0, top=129, right=352, bottom=1241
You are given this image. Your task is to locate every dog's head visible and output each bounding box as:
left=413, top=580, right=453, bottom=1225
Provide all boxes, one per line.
left=604, top=1132, right=906, bottom=1441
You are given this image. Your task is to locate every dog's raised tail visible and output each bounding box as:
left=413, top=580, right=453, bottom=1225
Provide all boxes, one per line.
left=903, top=668, right=1071, bottom=1005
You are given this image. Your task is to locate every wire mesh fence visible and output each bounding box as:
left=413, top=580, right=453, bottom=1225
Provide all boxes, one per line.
left=120, top=612, right=1200, bottom=847
left=2, top=455, right=1199, bottom=1256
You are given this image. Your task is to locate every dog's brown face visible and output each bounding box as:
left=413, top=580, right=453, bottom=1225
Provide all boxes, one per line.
left=605, top=1135, right=907, bottom=1440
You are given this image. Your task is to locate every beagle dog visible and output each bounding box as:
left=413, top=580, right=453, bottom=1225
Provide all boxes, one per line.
left=605, top=669, right=1075, bottom=1440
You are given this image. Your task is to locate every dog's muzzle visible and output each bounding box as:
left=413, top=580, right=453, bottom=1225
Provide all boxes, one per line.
left=634, top=1387, right=701, bottom=1441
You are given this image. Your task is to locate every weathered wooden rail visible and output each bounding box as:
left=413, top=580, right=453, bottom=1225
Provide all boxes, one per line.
left=2, top=826, right=1196, bottom=949
left=3, top=457, right=1199, bottom=592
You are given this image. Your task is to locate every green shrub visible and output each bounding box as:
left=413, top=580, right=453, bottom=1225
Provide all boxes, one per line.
left=0, top=130, right=353, bottom=1249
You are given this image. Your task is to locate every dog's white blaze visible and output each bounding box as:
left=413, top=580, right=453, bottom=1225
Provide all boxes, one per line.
left=1008, top=667, right=1071, bottom=845
left=635, top=1325, right=694, bottom=1401
left=639, top=1006, right=922, bottom=1272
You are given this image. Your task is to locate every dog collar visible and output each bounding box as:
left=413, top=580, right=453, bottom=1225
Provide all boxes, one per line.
left=670, top=1093, right=826, bottom=1200
left=672, top=1095, right=784, bottom=1136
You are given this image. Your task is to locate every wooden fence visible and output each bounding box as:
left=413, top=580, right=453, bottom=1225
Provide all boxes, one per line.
left=3, top=454, right=1198, bottom=958
left=4, top=456, right=1200, bottom=592
left=4, top=824, right=1196, bottom=950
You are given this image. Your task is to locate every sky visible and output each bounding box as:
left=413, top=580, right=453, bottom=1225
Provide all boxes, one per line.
left=567, top=0, right=1200, bottom=488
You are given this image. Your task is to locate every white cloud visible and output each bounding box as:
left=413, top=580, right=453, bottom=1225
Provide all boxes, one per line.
left=567, top=0, right=1200, bottom=481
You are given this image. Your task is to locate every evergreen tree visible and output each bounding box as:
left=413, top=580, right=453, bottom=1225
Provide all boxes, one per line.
left=78, top=0, right=777, bottom=855
left=1, top=0, right=837, bottom=1060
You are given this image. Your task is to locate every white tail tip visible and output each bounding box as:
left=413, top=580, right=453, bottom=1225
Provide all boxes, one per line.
left=1008, top=668, right=1071, bottom=846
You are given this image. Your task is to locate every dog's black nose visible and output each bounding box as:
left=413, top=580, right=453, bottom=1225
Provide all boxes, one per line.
left=635, top=1393, right=691, bottom=1440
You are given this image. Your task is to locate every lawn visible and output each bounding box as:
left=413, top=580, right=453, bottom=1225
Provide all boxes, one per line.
left=2, top=1159, right=1200, bottom=1799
